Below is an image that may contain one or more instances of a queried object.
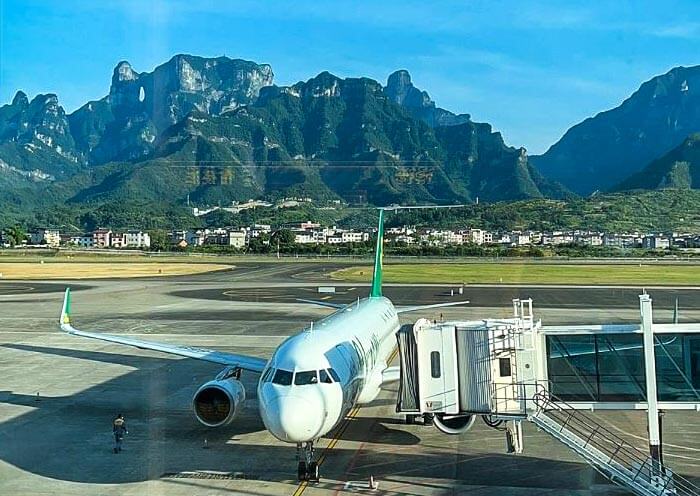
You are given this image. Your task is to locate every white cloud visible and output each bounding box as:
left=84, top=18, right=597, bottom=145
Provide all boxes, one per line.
left=650, top=22, right=700, bottom=39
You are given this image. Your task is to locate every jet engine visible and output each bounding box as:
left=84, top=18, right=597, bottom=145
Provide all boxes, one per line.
left=192, top=368, right=245, bottom=427
left=433, top=414, right=476, bottom=435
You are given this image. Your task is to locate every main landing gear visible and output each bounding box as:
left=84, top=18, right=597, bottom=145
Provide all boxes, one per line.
left=296, top=441, right=320, bottom=482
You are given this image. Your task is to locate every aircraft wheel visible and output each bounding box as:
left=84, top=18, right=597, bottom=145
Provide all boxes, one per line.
left=297, top=461, right=307, bottom=481
left=308, top=461, right=319, bottom=482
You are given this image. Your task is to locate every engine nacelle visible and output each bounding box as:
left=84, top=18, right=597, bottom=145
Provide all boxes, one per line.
left=433, top=414, right=476, bottom=435
left=192, top=377, right=245, bottom=427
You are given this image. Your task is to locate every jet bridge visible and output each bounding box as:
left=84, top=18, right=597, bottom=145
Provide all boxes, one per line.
left=397, top=299, right=539, bottom=419
left=396, top=297, right=700, bottom=496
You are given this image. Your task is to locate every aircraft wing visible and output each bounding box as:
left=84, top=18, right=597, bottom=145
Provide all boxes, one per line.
left=295, top=298, right=345, bottom=310
left=58, top=288, right=267, bottom=373
left=396, top=300, right=469, bottom=314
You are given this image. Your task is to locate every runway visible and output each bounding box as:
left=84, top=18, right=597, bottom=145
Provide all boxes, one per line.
left=0, top=261, right=698, bottom=495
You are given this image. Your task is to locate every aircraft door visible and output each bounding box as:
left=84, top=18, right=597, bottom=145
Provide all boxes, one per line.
left=415, top=323, right=458, bottom=414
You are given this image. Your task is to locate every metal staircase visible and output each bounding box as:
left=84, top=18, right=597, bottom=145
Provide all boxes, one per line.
left=530, top=391, right=700, bottom=496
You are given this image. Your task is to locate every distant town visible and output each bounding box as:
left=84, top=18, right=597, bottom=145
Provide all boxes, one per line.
left=5, top=223, right=700, bottom=253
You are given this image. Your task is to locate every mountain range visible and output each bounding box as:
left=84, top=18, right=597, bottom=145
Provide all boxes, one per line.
left=3, top=55, right=700, bottom=226
left=533, top=65, right=700, bottom=194
left=0, top=54, right=566, bottom=218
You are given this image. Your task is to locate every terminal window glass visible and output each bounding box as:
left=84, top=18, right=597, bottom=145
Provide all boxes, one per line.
left=655, top=334, right=700, bottom=401
left=294, top=370, right=318, bottom=385
left=546, top=334, right=646, bottom=402
left=430, top=351, right=441, bottom=378
left=272, top=369, right=293, bottom=386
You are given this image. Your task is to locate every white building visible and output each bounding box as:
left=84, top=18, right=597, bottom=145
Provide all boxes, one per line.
left=467, top=229, right=487, bottom=245
left=300, top=221, right=321, bottom=230
left=125, top=230, right=151, bottom=248
left=512, top=232, right=531, bottom=246
left=574, top=232, right=603, bottom=246
left=341, top=231, right=369, bottom=243
left=228, top=230, right=247, bottom=248
left=110, top=233, right=126, bottom=248
left=394, top=234, right=415, bottom=244
left=249, top=224, right=272, bottom=238
left=293, top=230, right=315, bottom=244
left=70, top=235, right=94, bottom=248
left=642, top=235, right=670, bottom=250
left=30, top=228, right=60, bottom=247
left=550, top=232, right=575, bottom=245
left=93, top=229, right=112, bottom=248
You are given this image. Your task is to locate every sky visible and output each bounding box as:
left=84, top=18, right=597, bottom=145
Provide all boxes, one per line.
left=1, top=0, right=700, bottom=154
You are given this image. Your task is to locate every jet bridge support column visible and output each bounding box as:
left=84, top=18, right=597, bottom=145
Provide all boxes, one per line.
left=639, top=294, right=662, bottom=467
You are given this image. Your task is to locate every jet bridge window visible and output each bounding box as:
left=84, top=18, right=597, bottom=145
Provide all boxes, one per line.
left=430, top=351, right=441, bottom=378
left=272, top=369, right=293, bottom=386
left=499, top=358, right=512, bottom=377
left=294, top=370, right=319, bottom=385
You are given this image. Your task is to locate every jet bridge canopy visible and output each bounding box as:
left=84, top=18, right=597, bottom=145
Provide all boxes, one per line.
left=543, top=323, right=700, bottom=408
left=396, top=298, right=700, bottom=416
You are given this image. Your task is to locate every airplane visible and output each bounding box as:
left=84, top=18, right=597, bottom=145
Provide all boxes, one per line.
left=57, top=208, right=470, bottom=482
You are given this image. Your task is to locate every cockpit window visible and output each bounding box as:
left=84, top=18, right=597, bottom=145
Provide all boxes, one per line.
left=261, top=367, right=275, bottom=383
left=327, top=368, right=341, bottom=383
left=319, top=369, right=333, bottom=384
left=294, top=370, right=318, bottom=385
left=272, top=369, right=293, bottom=386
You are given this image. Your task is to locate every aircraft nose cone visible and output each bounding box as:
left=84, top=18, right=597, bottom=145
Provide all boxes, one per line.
left=263, top=394, right=325, bottom=442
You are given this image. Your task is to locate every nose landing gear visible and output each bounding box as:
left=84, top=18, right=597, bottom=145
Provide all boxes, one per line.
left=296, top=441, right=320, bottom=482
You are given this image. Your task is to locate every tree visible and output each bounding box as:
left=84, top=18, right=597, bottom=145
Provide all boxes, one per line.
left=3, top=225, right=26, bottom=246
left=149, top=230, right=170, bottom=251
left=273, top=229, right=296, bottom=246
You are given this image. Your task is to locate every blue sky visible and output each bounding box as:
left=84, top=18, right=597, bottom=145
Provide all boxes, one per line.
left=1, top=0, right=700, bottom=154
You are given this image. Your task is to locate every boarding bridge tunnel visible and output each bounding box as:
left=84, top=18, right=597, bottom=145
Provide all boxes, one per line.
left=396, top=297, right=700, bottom=496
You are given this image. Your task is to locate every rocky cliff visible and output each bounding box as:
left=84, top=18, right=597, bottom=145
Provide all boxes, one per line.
left=613, top=133, right=700, bottom=191
left=533, top=65, right=700, bottom=194
left=0, top=55, right=566, bottom=209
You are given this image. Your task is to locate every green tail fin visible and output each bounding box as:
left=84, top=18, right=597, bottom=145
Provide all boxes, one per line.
left=370, top=209, right=384, bottom=298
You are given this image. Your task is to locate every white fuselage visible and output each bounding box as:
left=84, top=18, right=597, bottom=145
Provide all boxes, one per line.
left=257, top=296, right=400, bottom=443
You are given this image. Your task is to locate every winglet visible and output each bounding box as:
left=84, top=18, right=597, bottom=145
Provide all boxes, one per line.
left=370, top=209, right=384, bottom=298
left=60, top=287, right=71, bottom=326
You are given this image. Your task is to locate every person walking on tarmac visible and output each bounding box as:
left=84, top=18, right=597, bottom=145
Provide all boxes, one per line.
left=112, top=414, right=128, bottom=453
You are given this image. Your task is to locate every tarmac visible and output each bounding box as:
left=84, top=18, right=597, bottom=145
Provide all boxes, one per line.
left=0, top=261, right=698, bottom=495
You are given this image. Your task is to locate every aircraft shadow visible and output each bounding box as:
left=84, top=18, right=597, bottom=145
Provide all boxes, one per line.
left=323, top=417, right=420, bottom=446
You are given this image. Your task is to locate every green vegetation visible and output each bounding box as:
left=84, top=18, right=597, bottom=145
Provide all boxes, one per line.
left=381, top=190, right=700, bottom=232
left=332, top=262, right=700, bottom=286
left=2, top=190, right=700, bottom=258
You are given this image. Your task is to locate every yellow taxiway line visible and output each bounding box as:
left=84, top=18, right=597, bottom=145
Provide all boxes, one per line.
left=292, top=346, right=399, bottom=495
